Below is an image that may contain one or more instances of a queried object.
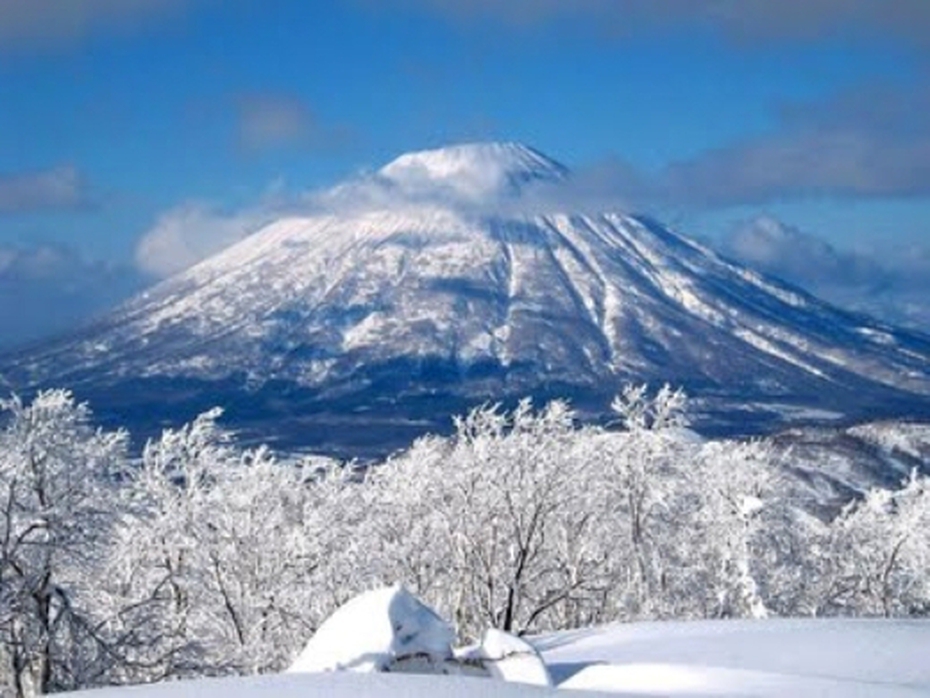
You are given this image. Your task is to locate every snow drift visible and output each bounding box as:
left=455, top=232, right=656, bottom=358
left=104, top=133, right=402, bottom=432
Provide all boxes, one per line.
left=287, top=584, right=454, bottom=674
left=64, top=619, right=930, bottom=697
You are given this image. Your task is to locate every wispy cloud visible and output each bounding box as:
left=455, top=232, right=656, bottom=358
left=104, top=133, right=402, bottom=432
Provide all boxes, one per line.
left=721, top=217, right=930, bottom=331
left=548, top=84, right=930, bottom=210
left=233, top=92, right=354, bottom=155
left=0, top=244, right=144, bottom=349
left=660, top=89, right=930, bottom=206
left=0, top=0, right=208, bottom=49
left=134, top=200, right=279, bottom=277
left=721, top=217, right=888, bottom=289
left=373, top=0, right=930, bottom=46
left=0, top=166, right=93, bottom=215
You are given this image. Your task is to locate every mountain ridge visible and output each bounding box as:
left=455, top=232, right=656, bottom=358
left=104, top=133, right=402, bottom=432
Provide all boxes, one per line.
left=4, top=143, right=930, bottom=456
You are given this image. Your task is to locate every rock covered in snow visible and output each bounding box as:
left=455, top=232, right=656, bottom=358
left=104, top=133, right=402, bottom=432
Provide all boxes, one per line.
left=456, top=629, right=553, bottom=687
left=289, top=584, right=554, bottom=687
left=288, top=584, right=454, bottom=674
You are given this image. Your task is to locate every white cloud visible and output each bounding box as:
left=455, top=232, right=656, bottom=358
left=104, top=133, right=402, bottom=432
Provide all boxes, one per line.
left=134, top=202, right=277, bottom=278
left=132, top=158, right=549, bottom=279
left=236, top=93, right=316, bottom=153
left=0, top=166, right=91, bottom=214
left=373, top=0, right=930, bottom=46
left=0, top=0, right=204, bottom=48
left=722, top=217, right=887, bottom=288
left=722, top=216, right=930, bottom=331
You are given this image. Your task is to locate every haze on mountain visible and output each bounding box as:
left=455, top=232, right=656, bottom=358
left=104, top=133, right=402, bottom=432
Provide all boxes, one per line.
left=721, top=216, right=930, bottom=333
left=3, top=143, right=930, bottom=457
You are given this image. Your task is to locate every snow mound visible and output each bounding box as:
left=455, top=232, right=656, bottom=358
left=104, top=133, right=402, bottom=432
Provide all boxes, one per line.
left=288, top=584, right=454, bottom=673
left=456, top=629, right=553, bottom=687
left=288, top=586, right=552, bottom=686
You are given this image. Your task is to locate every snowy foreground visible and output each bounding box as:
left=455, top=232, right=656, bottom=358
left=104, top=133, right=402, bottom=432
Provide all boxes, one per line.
left=67, top=618, right=930, bottom=697
left=536, top=619, right=930, bottom=696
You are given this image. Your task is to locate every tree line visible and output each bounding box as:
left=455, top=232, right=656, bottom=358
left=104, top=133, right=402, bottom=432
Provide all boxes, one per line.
left=1, top=387, right=928, bottom=695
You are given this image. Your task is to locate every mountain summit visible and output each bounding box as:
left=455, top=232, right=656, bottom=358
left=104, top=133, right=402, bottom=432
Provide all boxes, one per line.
left=4, top=143, right=930, bottom=455
left=378, top=142, right=569, bottom=199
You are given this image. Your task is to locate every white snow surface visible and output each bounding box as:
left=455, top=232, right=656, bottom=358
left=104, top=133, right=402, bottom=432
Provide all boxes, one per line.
left=65, top=618, right=930, bottom=697
left=288, top=584, right=454, bottom=673
left=535, top=618, right=930, bottom=697
left=25, top=204, right=930, bottom=394
left=65, top=673, right=592, bottom=697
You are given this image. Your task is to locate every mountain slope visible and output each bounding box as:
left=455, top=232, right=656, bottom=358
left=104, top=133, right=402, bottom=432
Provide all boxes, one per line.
left=4, top=143, right=930, bottom=455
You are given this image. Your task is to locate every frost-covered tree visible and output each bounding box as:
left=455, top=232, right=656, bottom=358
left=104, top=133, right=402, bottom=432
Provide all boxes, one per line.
left=352, top=399, right=617, bottom=639
left=438, top=400, right=608, bottom=635
left=0, top=391, right=127, bottom=696
left=687, top=441, right=783, bottom=619
left=3, top=383, right=928, bottom=691
left=338, top=387, right=813, bottom=637
left=598, top=384, right=697, bottom=618
left=819, top=472, right=930, bottom=617
left=104, top=409, right=337, bottom=678
left=102, top=409, right=237, bottom=681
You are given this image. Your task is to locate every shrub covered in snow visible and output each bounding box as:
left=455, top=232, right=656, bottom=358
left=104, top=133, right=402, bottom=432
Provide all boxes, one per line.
left=2, top=387, right=930, bottom=695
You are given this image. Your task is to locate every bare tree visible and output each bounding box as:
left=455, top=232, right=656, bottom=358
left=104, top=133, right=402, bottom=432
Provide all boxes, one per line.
left=0, top=391, right=127, bottom=696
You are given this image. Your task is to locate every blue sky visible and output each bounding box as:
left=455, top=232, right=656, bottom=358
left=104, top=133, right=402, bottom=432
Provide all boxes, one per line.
left=2, top=0, right=930, bottom=345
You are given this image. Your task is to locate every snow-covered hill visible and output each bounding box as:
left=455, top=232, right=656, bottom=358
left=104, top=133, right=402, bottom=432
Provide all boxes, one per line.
left=4, top=143, right=930, bottom=455
left=65, top=620, right=930, bottom=697
left=772, top=421, right=930, bottom=510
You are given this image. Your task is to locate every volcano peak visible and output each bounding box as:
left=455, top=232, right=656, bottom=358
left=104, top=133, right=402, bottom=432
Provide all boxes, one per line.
left=378, top=142, right=569, bottom=199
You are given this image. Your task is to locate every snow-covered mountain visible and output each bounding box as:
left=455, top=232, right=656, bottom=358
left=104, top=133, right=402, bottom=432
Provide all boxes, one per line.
left=4, top=143, right=930, bottom=455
